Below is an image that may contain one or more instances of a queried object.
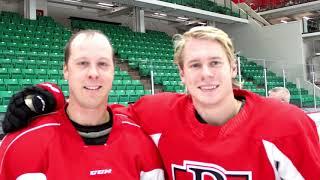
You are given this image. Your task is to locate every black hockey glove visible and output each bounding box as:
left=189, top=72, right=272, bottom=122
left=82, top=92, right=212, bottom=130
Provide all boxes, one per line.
left=2, top=86, right=56, bottom=134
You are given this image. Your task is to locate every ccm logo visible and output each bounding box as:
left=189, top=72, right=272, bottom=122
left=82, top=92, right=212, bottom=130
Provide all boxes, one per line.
left=90, top=169, right=112, bottom=176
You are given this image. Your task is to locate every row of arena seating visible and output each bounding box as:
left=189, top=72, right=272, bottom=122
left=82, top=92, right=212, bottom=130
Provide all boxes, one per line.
left=0, top=78, right=145, bottom=91
left=247, top=0, right=317, bottom=12
left=1, top=11, right=61, bottom=26
left=0, top=66, right=139, bottom=79
left=0, top=12, right=154, bottom=112
left=0, top=11, right=70, bottom=61
left=0, top=11, right=318, bottom=112
left=160, top=0, right=247, bottom=18
left=72, top=18, right=320, bottom=107
left=71, top=19, right=185, bottom=93
left=239, top=56, right=320, bottom=107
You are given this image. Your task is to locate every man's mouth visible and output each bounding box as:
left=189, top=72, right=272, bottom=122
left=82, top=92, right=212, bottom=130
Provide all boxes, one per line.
left=199, top=85, right=219, bottom=90
left=84, top=86, right=102, bottom=90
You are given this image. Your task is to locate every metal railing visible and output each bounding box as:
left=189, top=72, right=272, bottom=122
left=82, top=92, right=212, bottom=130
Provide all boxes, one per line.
left=302, top=17, right=320, bottom=34
left=237, top=56, right=320, bottom=110
left=140, top=55, right=320, bottom=110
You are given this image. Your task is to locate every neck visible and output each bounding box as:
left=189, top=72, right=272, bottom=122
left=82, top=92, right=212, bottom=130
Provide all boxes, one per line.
left=66, top=102, right=109, bottom=126
left=194, top=94, right=242, bottom=126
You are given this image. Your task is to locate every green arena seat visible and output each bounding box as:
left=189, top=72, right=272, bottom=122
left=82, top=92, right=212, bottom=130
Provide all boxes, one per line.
left=115, top=90, right=126, bottom=96
left=9, top=68, right=22, bottom=79
left=62, top=90, right=69, bottom=96
left=144, top=90, right=152, bottom=95
left=4, top=79, right=20, bottom=91
left=108, top=95, right=118, bottom=103
left=32, top=79, right=45, bottom=84
left=19, top=79, right=33, bottom=87
left=0, top=105, right=7, bottom=112
left=21, top=68, right=34, bottom=77
left=58, top=79, right=68, bottom=85
left=129, top=94, right=140, bottom=102
left=0, top=58, right=13, bottom=68
left=48, top=69, right=61, bottom=79
left=0, top=79, right=6, bottom=91
left=0, top=91, right=14, bottom=105
left=61, top=84, right=69, bottom=91
left=34, top=69, right=49, bottom=79
left=126, top=85, right=136, bottom=90
left=118, top=95, right=129, bottom=102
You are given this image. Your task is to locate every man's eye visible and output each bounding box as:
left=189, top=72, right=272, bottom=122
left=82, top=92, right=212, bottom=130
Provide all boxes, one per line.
left=79, top=61, right=88, bottom=66
left=210, top=61, right=222, bottom=67
left=99, top=62, right=108, bottom=66
left=190, top=64, right=200, bottom=68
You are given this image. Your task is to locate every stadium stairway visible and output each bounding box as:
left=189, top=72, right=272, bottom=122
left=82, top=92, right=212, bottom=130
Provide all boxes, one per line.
left=115, top=57, right=164, bottom=94
left=0, top=12, right=155, bottom=112
left=71, top=18, right=320, bottom=108
left=71, top=18, right=184, bottom=94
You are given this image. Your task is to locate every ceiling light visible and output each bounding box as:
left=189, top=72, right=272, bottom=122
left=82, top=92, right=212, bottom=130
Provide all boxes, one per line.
left=198, top=22, right=206, bottom=25
left=97, top=2, right=114, bottom=7
left=280, top=20, right=287, bottom=23
left=177, top=16, right=189, bottom=20
left=303, top=16, right=311, bottom=20
left=96, top=5, right=113, bottom=8
left=64, top=0, right=81, bottom=3
left=176, top=18, right=187, bottom=22
left=153, top=12, right=166, bottom=17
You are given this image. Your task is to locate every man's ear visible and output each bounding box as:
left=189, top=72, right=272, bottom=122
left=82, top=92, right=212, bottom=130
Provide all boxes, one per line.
left=231, top=60, right=237, bottom=78
left=63, top=63, right=68, bottom=80
left=179, top=66, right=185, bottom=84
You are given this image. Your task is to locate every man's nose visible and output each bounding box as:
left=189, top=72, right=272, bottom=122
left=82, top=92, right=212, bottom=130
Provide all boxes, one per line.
left=88, top=65, right=99, bottom=79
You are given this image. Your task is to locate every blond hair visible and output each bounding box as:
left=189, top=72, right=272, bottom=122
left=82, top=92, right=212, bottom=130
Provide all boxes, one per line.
left=173, top=26, right=240, bottom=87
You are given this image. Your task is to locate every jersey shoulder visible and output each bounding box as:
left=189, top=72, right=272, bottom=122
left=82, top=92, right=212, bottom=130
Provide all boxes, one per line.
left=129, top=92, right=188, bottom=133
left=111, top=108, right=146, bottom=140
left=0, top=112, right=61, bottom=159
left=0, top=112, right=61, bottom=176
left=112, top=106, right=156, bottom=141
left=238, top=88, right=306, bottom=122
left=240, top=89, right=314, bottom=138
left=257, top=95, right=307, bottom=123
left=136, top=92, right=185, bottom=109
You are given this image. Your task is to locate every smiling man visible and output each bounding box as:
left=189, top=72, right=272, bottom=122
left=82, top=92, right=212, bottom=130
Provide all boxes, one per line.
left=0, top=30, right=164, bottom=180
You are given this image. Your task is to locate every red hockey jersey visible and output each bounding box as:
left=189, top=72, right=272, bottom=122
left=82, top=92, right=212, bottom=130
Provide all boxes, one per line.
left=125, top=89, right=320, bottom=180
left=0, top=105, right=164, bottom=180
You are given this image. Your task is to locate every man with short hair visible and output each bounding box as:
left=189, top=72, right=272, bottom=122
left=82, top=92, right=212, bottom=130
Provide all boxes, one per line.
left=0, top=30, right=164, bottom=180
left=268, top=87, right=291, bottom=103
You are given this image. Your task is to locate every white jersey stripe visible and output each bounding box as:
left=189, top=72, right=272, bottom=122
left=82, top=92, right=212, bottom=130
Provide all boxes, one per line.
left=150, top=133, right=162, bottom=147
left=121, top=121, right=140, bottom=128
left=0, top=123, right=60, bottom=173
left=140, top=168, right=164, bottom=180
left=114, top=113, right=130, bottom=119
left=17, top=173, right=47, bottom=180
left=262, top=140, right=304, bottom=180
